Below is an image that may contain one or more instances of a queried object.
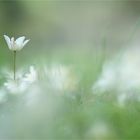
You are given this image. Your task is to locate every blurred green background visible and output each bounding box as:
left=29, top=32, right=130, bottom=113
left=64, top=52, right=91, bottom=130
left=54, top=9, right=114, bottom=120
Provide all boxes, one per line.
left=1, top=0, right=140, bottom=139
left=1, top=0, right=140, bottom=63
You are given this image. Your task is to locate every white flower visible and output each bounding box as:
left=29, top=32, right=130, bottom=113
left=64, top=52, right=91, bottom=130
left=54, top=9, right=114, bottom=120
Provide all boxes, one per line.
left=93, top=49, right=140, bottom=94
left=92, top=48, right=140, bottom=106
left=4, top=79, right=28, bottom=94
left=3, top=66, right=37, bottom=94
left=23, top=66, right=38, bottom=84
left=86, top=121, right=114, bottom=139
left=4, top=35, right=30, bottom=51
left=44, top=65, right=77, bottom=92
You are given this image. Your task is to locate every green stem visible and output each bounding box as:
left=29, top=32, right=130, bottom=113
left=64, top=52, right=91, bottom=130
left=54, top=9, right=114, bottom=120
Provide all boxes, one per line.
left=13, top=51, right=16, bottom=80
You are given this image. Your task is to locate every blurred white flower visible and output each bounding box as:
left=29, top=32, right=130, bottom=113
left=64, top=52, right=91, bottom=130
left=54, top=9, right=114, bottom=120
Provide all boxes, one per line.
left=23, top=66, right=38, bottom=84
left=1, top=68, right=23, bottom=80
left=44, top=65, right=77, bottom=92
left=4, top=35, right=30, bottom=51
left=4, top=79, right=27, bottom=94
left=92, top=62, right=117, bottom=93
left=3, top=66, right=37, bottom=94
left=86, top=121, right=115, bottom=140
left=92, top=48, right=140, bottom=103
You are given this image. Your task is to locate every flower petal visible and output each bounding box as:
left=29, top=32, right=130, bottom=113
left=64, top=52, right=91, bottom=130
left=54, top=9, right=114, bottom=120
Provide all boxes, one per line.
left=15, top=36, right=25, bottom=46
left=23, top=39, right=30, bottom=47
left=10, top=37, right=16, bottom=51
left=4, top=35, right=11, bottom=49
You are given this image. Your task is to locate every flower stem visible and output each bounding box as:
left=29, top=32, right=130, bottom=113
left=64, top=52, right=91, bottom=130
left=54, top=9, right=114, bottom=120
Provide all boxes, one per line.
left=13, top=51, right=16, bottom=80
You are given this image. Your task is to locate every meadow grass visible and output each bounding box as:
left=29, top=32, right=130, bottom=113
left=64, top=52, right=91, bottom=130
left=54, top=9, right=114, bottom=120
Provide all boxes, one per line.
left=0, top=44, right=140, bottom=139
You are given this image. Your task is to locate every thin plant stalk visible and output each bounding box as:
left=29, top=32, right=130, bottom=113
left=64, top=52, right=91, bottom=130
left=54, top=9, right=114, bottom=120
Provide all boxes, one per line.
left=13, top=51, right=16, bottom=80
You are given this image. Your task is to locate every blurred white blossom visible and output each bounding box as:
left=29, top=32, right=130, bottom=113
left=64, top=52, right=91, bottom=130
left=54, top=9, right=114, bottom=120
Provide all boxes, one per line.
left=44, top=65, right=77, bottom=92
left=4, top=79, right=27, bottom=94
left=4, top=35, right=30, bottom=51
left=3, top=66, right=37, bottom=94
left=23, top=66, right=38, bottom=84
left=86, top=121, right=115, bottom=140
left=92, top=48, right=140, bottom=104
left=1, top=68, right=24, bottom=80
